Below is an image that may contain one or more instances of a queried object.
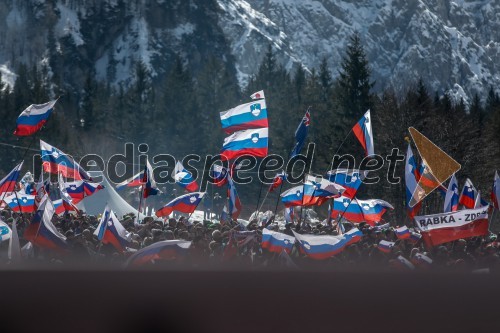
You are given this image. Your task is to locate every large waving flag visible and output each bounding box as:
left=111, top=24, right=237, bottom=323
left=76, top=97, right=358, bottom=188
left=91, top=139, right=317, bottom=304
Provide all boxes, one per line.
left=459, top=178, right=477, bottom=209
left=443, top=174, right=459, bottom=213
left=352, top=110, right=374, bottom=157
left=24, top=197, right=68, bottom=252
left=330, top=197, right=393, bottom=225
left=414, top=206, right=489, bottom=247
left=64, top=180, right=104, bottom=204
left=52, top=198, right=77, bottom=216
left=405, top=144, right=422, bottom=218
left=269, top=171, right=286, bottom=192
left=221, top=128, right=268, bottom=161
left=326, top=169, right=367, bottom=199
left=492, top=171, right=500, bottom=210
left=174, top=161, right=199, bottom=192
left=40, top=140, right=92, bottom=181
left=280, top=185, right=304, bottom=207
left=3, top=193, right=36, bottom=213
left=302, top=174, right=344, bottom=206
left=93, top=206, right=131, bottom=252
left=261, top=228, right=295, bottom=254
left=156, top=192, right=205, bottom=218
left=14, top=99, right=57, bottom=136
left=290, top=109, right=310, bottom=158
left=115, top=171, right=144, bottom=190
left=124, top=240, right=191, bottom=267
left=210, top=164, right=228, bottom=187
left=142, top=159, right=159, bottom=198
left=292, top=229, right=360, bottom=260
left=220, top=100, right=268, bottom=134
left=0, top=162, right=23, bottom=195
left=227, top=175, right=242, bottom=219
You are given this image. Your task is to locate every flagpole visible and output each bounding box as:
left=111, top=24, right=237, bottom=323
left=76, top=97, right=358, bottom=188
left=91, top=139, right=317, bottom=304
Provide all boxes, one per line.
left=135, top=186, right=144, bottom=224
left=254, top=181, right=264, bottom=215
left=257, top=184, right=272, bottom=213
left=272, top=182, right=284, bottom=222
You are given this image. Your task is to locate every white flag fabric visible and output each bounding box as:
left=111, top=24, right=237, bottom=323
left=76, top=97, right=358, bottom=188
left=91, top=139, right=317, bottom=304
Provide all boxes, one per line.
left=250, top=90, right=265, bottom=100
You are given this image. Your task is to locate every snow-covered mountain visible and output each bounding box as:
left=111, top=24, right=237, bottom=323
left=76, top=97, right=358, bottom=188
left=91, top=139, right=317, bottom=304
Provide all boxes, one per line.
left=0, top=0, right=499, bottom=103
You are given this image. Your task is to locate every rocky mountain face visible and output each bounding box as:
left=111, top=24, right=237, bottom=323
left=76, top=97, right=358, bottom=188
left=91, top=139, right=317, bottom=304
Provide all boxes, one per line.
left=0, top=0, right=499, bottom=103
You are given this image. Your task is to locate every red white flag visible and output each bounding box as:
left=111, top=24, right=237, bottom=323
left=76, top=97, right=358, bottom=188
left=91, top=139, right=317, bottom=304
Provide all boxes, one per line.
left=250, top=90, right=265, bottom=100
left=414, top=207, right=489, bottom=247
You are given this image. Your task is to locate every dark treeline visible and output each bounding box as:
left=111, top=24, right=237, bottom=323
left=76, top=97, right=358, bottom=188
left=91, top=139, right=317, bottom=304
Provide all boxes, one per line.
left=0, top=33, right=499, bottom=221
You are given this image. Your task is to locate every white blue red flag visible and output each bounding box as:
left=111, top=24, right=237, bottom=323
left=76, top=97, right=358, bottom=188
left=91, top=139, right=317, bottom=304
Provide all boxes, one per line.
left=220, top=100, right=268, bottom=134
left=378, top=240, right=395, bottom=253
left=292, top=229, right=358, bottom=260
left=64, top=180, right=103, bottom=204
left=459, top=178, right=477, bottom=209
left=93, top=206, right=131, bottom=252
left=0, top=162, right=23, bottom=195
left=40, top=140, right=93, bottom=181
left=474, top=191, right=488, bottom=209
left=210, top=164, right=228, bottom=187
left=250, top=90, right=265, bottom=100
left=124, top=240, right=191, bottom=267
left=290, top=109, right=310, bottom=158
left=352, top=110, right=374, bottom=157
left=115, top=171, right=144, bottom=190
left=221, top=128, right=268, bottom=161
left=142, top=159, right=159, bottom=198
left=52, top=198, right=77, bottom=216
left=405, top=144, right=422, bottom=217
left=269, top=171, right=286, bottom=192
left=227, top=175, right=242, bottom=219
left=156, top=192, right=205, bottom=218
left=280, top=185, right=304, bottom=207
left=326, top=169, right=368, bottom=199
left=344, top=227, right=363, bottom=246
left=302, top=174, right=344, bottom=206
left=492, top=171, right=500, bottom=210
left=262, top=228, right=295, bottom=254
left=14, top=99, right=57, bottom=136
left=174, top=161, right=199, bottom=192
left=330, top=197, right=393, bottom=226
left=3, top=193, right=37, bottom=213
left=443, top=174, right=459, bottom=213
left=395, top=226, right=411, bottom=239
left=24, top=197, right=68, bottom=252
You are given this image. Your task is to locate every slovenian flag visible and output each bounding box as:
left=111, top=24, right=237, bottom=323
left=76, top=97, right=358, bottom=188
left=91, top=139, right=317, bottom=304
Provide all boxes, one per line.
left=459, top=178, right=477, bottom=209
left=210, top=164, right=228, bottom=187
left=3, top=193, right=37, bottom=213
left=174, top=161, right=199, bottom=192
left=443, top=174, right=459, bottom=213
left=492, top=171, right=500, bottom=210
left=395, top=226, right=411, bottom=239
left=93, top=206, right=131, bottom=252
left=330, top=197, right=393, bottom=225
left=220, top=100, right=268, bottom=134
left=269, top=171, right=286, bottom=192
left=227, top=175, right=242, bottom=219
left=378, top=240, right=395, bottom=253
left=326, top=169, right=368, bottom=199
left=124, top=240, right=191, bottom=267
left=292, top=230, right=352, bottom=260
left=405, top=144, right=422, bottom=217
left=0, top=162, right=23, bottom=195
left=261, top=228, right=296, bottom=254
left=14, top=99, right=58, bottom=136
left=280, top=185, right=304, bottom=207
left=221, top=128, right=268, bottom=161
left=115, top=171, right=144, bottom=190
left=64, top=180, right=104, bottom=204
left=290, top=109, right=310, bottom=158
left=40, top=140, right=93, bottom=181
left=142, top=159, right=159, bottom=198
left=302, top=174, right=344, bottom=206
left=156, top=192, right=205, bottom=218
left=352, top=110, right=374, bottom=157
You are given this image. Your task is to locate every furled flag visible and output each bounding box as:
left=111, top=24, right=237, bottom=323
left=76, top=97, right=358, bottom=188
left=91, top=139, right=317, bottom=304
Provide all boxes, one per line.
left=220, top=100, right=268, bottom=134
left=492, top=171, right=500, bottom=210
left=261, top=228, right=295, bottom=254
left=330, top=197, right=393, bottom=226
left=8, top=218, right=21, bottom=262
left=378, top=240, right=395, bottom=253
left=290, top=109, right=310, bottom=158
left=24, top=197, right=68, bottom=252
left=124, top=240, right=191, bottom=267
left=414, top=206, right=489, bottom=247
left=156, top=192, right=205, bottom=218
left=292, top=230, right=352, bottom=260
left=0, top=162, right=23, bottom=195
left=280, top=185, right=304, bottom=207
left=352, top=109, right=374, bottom=157
left=174, top=161, right=199, bottom=192
left=405, top=144, right=422, bottom=218
left=326, top=169, right=368, bottom=199
left=302, top=174, right=344, bottom=206
left=3, top=193, right=37, bottom=213
left=210, top=164, right=228, bottom=187
left=34, top=170, right=50, bottom=207
left=64, top=180, right=103, bottom=204
left=443, top=174, right=459, bottom=213
left=474, top=191, right=488, bottom=209
left=250, top=90, right=265, bottom=100
left=395, top=226, right=411, bottom=239
left=269, top=171, right=286, bottom=192
left=14, top=99, right=58, bottom=136
left=459, top=178, right=478, bottom=209
left=142, top=159, right=160, bottom=198
left=284, top=207, right=294, bottom=224
left=0, top=220, right=12, bottom=241
left=227, top=175, right=242, bottom=219
left=40, top=140, right=93, bottom=181
left=93, top=205, right=131, bottom=252
left=115, top=171, right=144, bottom=190
left=221, top=128, right=268, bottom=161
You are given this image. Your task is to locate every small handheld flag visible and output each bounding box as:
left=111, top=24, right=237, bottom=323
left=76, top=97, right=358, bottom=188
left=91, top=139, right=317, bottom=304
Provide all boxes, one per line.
left=0, top=162, right=23, bottom=195
left=352, top=110, right=374, bottom=157
left=290, top=109, right=310, bottom=158
left=14, top=99, right=58, bottom=136
left=142, top=159, right=160, bottom=198
left=156, top=192, right=205, bottom=218
left=174, top=161, right=199, bottom=192
left=250, top=90, right=265, bottom=100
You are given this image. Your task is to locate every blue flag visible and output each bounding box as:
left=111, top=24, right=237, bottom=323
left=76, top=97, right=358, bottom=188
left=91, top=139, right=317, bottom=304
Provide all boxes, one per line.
left=290, top=109, right=310, bottom=158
